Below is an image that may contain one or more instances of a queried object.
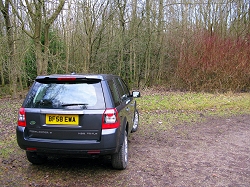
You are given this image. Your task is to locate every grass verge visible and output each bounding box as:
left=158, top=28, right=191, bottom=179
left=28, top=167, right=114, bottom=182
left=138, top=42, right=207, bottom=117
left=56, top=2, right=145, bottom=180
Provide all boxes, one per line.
left=136, top=90, right=250, bottom=136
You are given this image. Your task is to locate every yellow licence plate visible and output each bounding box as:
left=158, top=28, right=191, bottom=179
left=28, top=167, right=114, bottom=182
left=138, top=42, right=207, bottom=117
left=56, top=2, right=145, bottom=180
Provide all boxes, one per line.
left=46, top=114, right=79, bottom=125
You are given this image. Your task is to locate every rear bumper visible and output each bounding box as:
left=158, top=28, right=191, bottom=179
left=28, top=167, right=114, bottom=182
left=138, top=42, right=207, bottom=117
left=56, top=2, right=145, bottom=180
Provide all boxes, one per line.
left=16, top=126, right=122, bottom=156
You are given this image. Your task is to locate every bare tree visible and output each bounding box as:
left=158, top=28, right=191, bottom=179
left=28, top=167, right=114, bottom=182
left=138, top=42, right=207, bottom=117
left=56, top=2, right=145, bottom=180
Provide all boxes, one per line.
left=11, top=0, right=65, bottom=75
left=129, top=0, right=137, bottom=84
left=0, top=0, right=18, bottom=97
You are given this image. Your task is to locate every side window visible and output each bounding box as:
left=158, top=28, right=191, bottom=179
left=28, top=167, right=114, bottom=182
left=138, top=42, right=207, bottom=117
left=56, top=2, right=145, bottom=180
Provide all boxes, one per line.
left=114, top=78, right=125, bottom=99
left=114, top=78, right=131, bottom=102
left=108, top=80, right=120, bottom=107
left=119, top=79, right=130, bottom=96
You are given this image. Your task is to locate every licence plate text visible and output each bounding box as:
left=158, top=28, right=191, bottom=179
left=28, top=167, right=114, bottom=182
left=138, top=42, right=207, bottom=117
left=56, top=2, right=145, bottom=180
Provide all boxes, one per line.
left=46, top=114, right=79, bottom=125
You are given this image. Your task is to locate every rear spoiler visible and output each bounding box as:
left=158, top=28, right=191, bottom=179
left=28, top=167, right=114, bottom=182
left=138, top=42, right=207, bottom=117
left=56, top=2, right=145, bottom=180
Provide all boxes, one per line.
left=35, top=76, right=101, bottom=84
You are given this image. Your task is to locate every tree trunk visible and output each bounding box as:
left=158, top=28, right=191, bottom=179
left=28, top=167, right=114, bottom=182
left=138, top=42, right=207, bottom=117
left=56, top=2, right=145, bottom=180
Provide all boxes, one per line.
left=117, top=0, right=126, bottom=77
left=0, top=0, right=17, bottom=97
left=35, top=37, right=43, bottom=75
left=43, top=24, right=50, bottom=75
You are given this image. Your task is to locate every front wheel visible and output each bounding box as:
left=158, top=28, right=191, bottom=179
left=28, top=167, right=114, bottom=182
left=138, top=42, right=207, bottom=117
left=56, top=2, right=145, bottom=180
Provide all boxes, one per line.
left=111, top=131, right=128, bottom=170
left=131, top=109, right=139, bottom=133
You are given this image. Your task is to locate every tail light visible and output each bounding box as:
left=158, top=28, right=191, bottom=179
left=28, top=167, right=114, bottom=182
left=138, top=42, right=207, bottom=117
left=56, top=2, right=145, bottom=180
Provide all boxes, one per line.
left=57, top=77, right=76, bottom=81
left=102, top=108, right=120, bottom=129
left=18, top=107, right=26, bottom=127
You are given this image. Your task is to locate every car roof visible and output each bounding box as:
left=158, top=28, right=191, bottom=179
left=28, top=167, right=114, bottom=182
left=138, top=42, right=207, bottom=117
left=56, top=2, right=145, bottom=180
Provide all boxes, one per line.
left=35, top=74, right=119, bottom=81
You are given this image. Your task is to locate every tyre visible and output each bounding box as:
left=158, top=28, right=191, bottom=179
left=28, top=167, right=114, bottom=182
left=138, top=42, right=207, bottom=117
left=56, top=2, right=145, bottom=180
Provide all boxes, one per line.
left=131, top=109, right=139, bottom=132
left=111, top=131, right=128, bottom=170
left=26, top=151, right=47, bottom=165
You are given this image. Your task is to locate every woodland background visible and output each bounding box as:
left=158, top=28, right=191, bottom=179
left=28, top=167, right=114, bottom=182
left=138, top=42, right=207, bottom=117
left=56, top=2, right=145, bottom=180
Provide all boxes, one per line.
left=0, top=0, right=250, bottom=97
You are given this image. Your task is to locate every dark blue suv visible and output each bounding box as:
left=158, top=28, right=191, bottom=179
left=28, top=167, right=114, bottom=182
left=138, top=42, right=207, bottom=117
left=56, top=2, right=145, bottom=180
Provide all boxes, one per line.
left=16, top=74, right=140, bottom=169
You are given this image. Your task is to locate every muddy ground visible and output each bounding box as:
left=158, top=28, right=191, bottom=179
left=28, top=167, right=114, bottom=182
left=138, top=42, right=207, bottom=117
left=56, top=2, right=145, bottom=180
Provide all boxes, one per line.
left=0, top=99, right=250, bottom=186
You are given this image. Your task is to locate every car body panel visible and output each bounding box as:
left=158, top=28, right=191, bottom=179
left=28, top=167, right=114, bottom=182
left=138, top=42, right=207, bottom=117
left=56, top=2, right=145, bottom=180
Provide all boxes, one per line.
left=16, top=74, right=140, bottom=163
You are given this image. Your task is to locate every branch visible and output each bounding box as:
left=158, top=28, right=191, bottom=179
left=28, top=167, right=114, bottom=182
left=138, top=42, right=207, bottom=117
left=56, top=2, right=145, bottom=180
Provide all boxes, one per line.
left=0, top=0, right=5, bottom=13
left=46, top=0, right=65, bottom=27
left=9, top=0, right=33, bottom=38
left=24, top=0, right=36, bottom=22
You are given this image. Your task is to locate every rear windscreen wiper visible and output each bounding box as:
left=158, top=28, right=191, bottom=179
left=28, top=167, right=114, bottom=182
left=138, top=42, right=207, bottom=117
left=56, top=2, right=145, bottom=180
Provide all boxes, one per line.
left=61, top=103, right=88, bottom=107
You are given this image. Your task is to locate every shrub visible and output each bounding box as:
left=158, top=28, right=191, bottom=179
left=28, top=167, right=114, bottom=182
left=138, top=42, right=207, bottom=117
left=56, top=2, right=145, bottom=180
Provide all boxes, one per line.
left=176, top=31, right=250, bottom=92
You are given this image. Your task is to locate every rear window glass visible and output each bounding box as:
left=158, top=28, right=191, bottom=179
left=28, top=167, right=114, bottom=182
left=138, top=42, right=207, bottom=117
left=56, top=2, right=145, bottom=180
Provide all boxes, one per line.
left=23, top=82, right=105, bottom=109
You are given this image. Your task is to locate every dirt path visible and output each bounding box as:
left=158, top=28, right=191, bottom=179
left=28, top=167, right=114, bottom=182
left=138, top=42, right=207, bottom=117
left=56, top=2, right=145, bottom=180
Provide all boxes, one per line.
left=1, top=108, right=250, bottom=186
left=128, top=115, right=250, bottom=186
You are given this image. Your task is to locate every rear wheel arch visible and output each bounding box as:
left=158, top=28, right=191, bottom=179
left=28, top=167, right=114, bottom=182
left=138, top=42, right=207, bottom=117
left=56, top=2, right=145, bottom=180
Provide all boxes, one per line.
left=126, top=122, right=129, bottom=135
left=120, top=115, right=128, bottom=132
left=119, top=119, right=128, bottom=145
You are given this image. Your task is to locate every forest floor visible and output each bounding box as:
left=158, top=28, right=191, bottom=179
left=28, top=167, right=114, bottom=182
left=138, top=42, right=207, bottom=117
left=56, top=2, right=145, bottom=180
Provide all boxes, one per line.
left=0, top=97, right=250, bottom=187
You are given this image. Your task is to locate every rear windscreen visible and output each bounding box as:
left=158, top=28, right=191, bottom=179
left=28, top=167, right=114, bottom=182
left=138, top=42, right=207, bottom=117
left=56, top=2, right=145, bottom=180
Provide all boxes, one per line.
left=23, top=82, right=105, bottom=109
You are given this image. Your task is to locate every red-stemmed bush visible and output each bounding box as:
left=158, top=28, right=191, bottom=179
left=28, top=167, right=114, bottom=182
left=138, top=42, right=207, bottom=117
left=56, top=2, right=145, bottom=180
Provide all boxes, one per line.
left=176, top=30, right=250, bottom=92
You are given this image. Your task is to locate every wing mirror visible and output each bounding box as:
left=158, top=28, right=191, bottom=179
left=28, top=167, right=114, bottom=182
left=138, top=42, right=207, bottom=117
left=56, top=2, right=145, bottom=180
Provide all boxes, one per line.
left=132, top=91, right=140, bottom=98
